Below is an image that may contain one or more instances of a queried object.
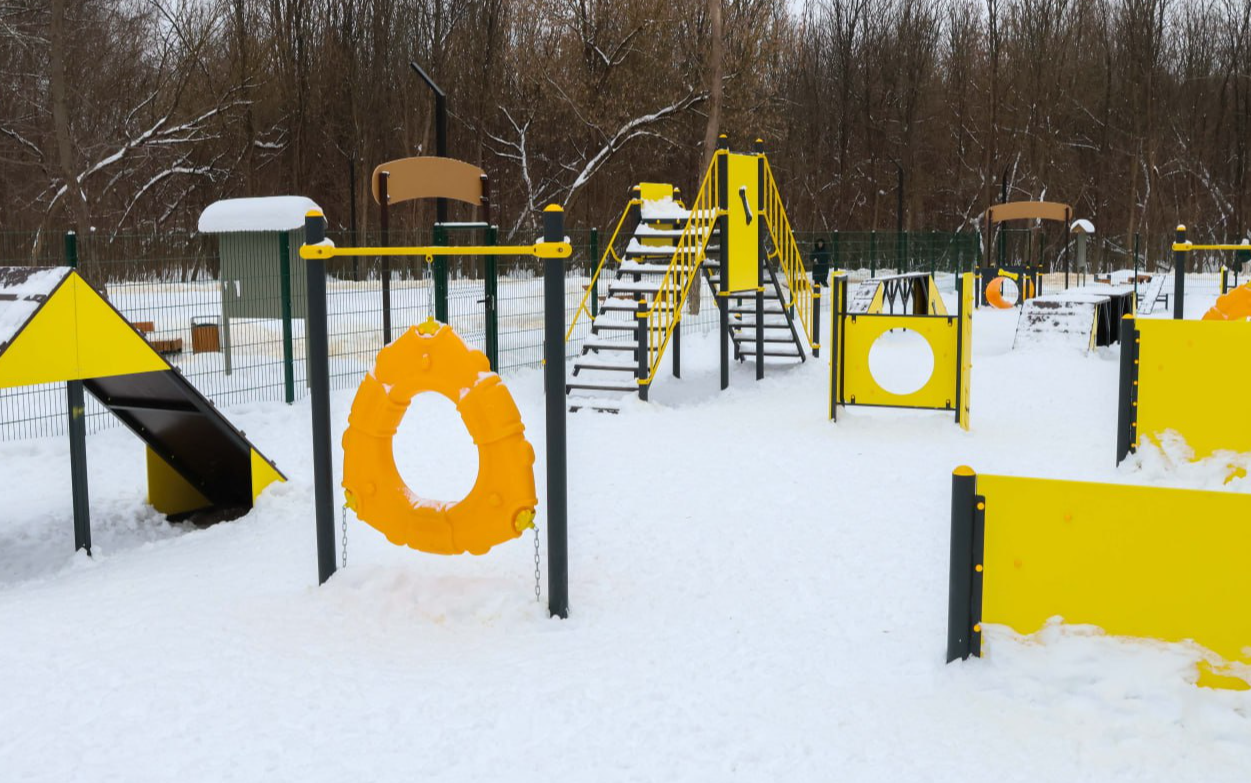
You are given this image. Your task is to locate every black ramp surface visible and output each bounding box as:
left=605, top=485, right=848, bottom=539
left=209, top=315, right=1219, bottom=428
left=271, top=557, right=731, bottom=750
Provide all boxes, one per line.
left=85, top=369, right=282, bottom=514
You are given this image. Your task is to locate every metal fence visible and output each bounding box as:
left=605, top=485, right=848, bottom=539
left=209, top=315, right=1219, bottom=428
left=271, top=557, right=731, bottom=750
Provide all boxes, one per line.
left=1, top=226, right=1244, bottom=441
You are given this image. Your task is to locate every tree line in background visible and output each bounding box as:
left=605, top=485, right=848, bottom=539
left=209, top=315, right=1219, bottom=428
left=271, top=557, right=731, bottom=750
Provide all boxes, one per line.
left=3, top=0, right=1249, bottom=259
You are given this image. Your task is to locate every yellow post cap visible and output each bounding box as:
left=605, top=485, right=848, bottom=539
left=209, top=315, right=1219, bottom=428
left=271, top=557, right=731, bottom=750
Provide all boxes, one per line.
left=306, top=209, right=324, bottom=218
left=544, top=204, right=564, bottom=212
left=953, top=465, right=975, bottom=476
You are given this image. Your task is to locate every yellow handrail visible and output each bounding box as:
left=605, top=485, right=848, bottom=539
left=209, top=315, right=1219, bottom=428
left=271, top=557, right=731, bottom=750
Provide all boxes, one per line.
left=1173, top=242, right=1251, bottom=252
left=565, top=199, right=641, bottom=342
left=760, top=157, right=813, bottom=346
left=642, top=154, right=722, bottom=383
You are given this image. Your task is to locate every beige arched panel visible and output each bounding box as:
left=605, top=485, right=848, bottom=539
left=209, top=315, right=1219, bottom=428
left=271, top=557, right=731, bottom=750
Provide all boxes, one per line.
left=371, top=156, right=486, bottom=206
left=984, top=201, right=1073, bottom=224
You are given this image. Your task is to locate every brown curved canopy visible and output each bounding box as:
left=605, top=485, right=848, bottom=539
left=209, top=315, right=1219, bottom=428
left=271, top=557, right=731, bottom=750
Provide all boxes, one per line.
left=371, top=156, right=487, bottom=207
left=984, top=201, right=1073, bottom=224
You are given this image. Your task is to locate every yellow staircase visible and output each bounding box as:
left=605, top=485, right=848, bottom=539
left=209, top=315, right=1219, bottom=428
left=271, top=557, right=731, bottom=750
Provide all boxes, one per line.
left=564, top=145, right=814, bottom=411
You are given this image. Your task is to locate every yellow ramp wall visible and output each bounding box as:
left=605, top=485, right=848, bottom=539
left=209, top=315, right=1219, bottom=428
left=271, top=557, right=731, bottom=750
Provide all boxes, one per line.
left=1136, top=319, right=1251, bottom=458
left=0, top=273, right=167, bottom=389
left=979, top=473, right=1251, bottom=674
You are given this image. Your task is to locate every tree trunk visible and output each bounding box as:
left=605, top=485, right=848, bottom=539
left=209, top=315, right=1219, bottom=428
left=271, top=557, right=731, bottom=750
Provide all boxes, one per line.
left=691, top=0, right=724, bottom=316
left=49, top=0, right=90, bottom=238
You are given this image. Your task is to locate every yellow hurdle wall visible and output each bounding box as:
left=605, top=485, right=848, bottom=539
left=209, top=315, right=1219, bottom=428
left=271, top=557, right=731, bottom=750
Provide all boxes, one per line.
left=948, top=468, right=1251, bottom=688
left=1133, top=319, right=1251, bottom=459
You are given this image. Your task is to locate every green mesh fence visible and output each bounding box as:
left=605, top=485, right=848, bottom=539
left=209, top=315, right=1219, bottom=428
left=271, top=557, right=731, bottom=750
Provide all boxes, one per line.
left=2, top=226, right=1238, bottom=441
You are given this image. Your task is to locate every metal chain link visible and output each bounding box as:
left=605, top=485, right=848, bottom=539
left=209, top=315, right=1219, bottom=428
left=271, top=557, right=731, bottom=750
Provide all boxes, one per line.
left=533, top=525, right=541, bottom=603
left=340, top=505, right=348, bottom=568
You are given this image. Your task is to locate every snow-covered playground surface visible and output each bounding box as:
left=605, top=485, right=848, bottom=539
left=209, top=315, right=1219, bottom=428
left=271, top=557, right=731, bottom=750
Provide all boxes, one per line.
left=1, top=287, right=1249, bottom=781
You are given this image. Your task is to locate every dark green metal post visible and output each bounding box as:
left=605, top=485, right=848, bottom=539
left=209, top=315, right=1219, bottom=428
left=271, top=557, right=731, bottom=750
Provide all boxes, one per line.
left=717, top=135, right=730, bottom=390
left=869, top=230, right=877, bottom=278
left=64, top=231, right=91, bottom=555
left=1116, top=315, right=1139, bottom=465
left=755, top=139, right=765, bottom=381
left=305, top=212, right=337, bottom=585
left=279, top=231, right=296, bottom=404
left=485, top=225, right=499, bottom=371
left=434, top=223, right=449, bottom=323
left=1173, top=224, right=1186, bottom=320
left=542, top=206, right=569, bottom=619
left=589, top=228, right=600, bottom=319
left=947, top=468, right=981, bottom=662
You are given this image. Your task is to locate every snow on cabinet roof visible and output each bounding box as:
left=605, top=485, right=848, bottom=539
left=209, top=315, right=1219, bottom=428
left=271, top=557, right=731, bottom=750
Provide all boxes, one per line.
left=1071, top=219, right=1096, bottom=234
left=0, top=267, right=71, bottom=350
left=198, top=196, right=323, bottom=233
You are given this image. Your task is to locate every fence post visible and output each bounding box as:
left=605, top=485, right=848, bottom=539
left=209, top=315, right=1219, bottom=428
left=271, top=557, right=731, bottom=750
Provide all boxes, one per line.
left=870, top=230, right=877, bottom=278
left=541, top=204, right=569, bottom=619
left=63, top=231, right=91, bottom=555
left=930, top=230, right=937, bottom=280
left=1132, top=233, right=1140, bottom=311
left=485, top=225, right=500, bottom=371
left=1173, top=224, right=1186, bottom=320
left=433, top=223, right=449, bottom=323
left=304, top=210, right=337, bottom=585
left=279, top=231, right=296, bottom=404
left=379, top=170, right=392, bottom=345
left=589, top=228, right=599, bottom=319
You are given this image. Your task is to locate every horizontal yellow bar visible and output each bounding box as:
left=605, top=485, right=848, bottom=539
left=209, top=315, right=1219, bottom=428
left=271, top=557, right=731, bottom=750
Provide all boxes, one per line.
left=300, top=242, right=572, bottom=260
left=1173, top=242, right=1250, bottom=252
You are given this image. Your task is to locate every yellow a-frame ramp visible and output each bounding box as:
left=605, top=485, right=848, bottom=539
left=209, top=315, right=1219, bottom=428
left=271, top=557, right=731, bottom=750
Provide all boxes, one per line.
left=0, top=267, right=284, bottom=550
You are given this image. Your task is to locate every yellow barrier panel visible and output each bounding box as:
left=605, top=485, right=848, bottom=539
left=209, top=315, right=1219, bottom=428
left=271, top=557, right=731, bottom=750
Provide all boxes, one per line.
left=975, top=473, right=1251, bottom=687
left=1134, top=319, right=1251, bottom=459
left=841, top=315, right=960, bottom=410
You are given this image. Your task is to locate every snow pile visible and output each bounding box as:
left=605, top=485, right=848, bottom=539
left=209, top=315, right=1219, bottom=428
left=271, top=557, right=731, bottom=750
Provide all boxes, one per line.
left=198, top=196, right=323, bottom=233
left=639, top=196, right=689, bottom=221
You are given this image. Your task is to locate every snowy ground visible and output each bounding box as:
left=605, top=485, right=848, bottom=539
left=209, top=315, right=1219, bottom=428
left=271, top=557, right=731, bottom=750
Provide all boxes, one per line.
left=1, top=287, right=1249, bottom=781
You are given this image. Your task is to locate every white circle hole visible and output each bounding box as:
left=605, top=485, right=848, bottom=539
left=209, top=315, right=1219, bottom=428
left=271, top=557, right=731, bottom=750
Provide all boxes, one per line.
left=392, top=392, right=479, bottom=504
left=999, top=277, right=1021, bottom=306
left=867, top=329, right=935, bottom=395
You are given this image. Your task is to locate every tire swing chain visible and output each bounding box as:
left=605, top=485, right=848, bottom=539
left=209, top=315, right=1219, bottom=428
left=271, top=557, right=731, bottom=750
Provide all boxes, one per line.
left=340, top=504, right=349, bottom=568
left=533, top=524, right=542, bottom=603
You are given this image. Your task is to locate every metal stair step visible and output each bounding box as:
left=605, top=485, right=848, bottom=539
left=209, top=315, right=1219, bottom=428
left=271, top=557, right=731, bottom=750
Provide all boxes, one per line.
left=568, top=397, right=624, bottom=413
left=607, top=281, right=663, bottom=294
left=566, top=381, right=638, bottom=393
left=727, top=321, right=792, bottom=329
left=736, top=347, right=805, bottom=357
left=728, top=335, right=801, bottom=343
left=573, top=359, right=638, bottom=372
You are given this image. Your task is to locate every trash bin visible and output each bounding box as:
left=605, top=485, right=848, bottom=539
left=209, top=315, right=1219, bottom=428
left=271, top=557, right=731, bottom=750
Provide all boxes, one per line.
left=191, top=316, right=221, bottom=353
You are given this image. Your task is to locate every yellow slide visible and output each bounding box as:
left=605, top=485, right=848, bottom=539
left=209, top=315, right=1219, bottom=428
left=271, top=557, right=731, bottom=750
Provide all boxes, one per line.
left=1202, top=283, right=1251, bottom=321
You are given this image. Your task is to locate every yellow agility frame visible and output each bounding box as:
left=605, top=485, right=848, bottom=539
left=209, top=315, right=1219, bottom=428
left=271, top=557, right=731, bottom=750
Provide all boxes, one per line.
left=830, top=273, right=973, bottom=429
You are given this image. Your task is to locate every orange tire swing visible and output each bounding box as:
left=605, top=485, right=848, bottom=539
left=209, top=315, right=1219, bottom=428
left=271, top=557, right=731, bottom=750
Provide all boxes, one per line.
left=341, top=319, right=537, bottom=555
